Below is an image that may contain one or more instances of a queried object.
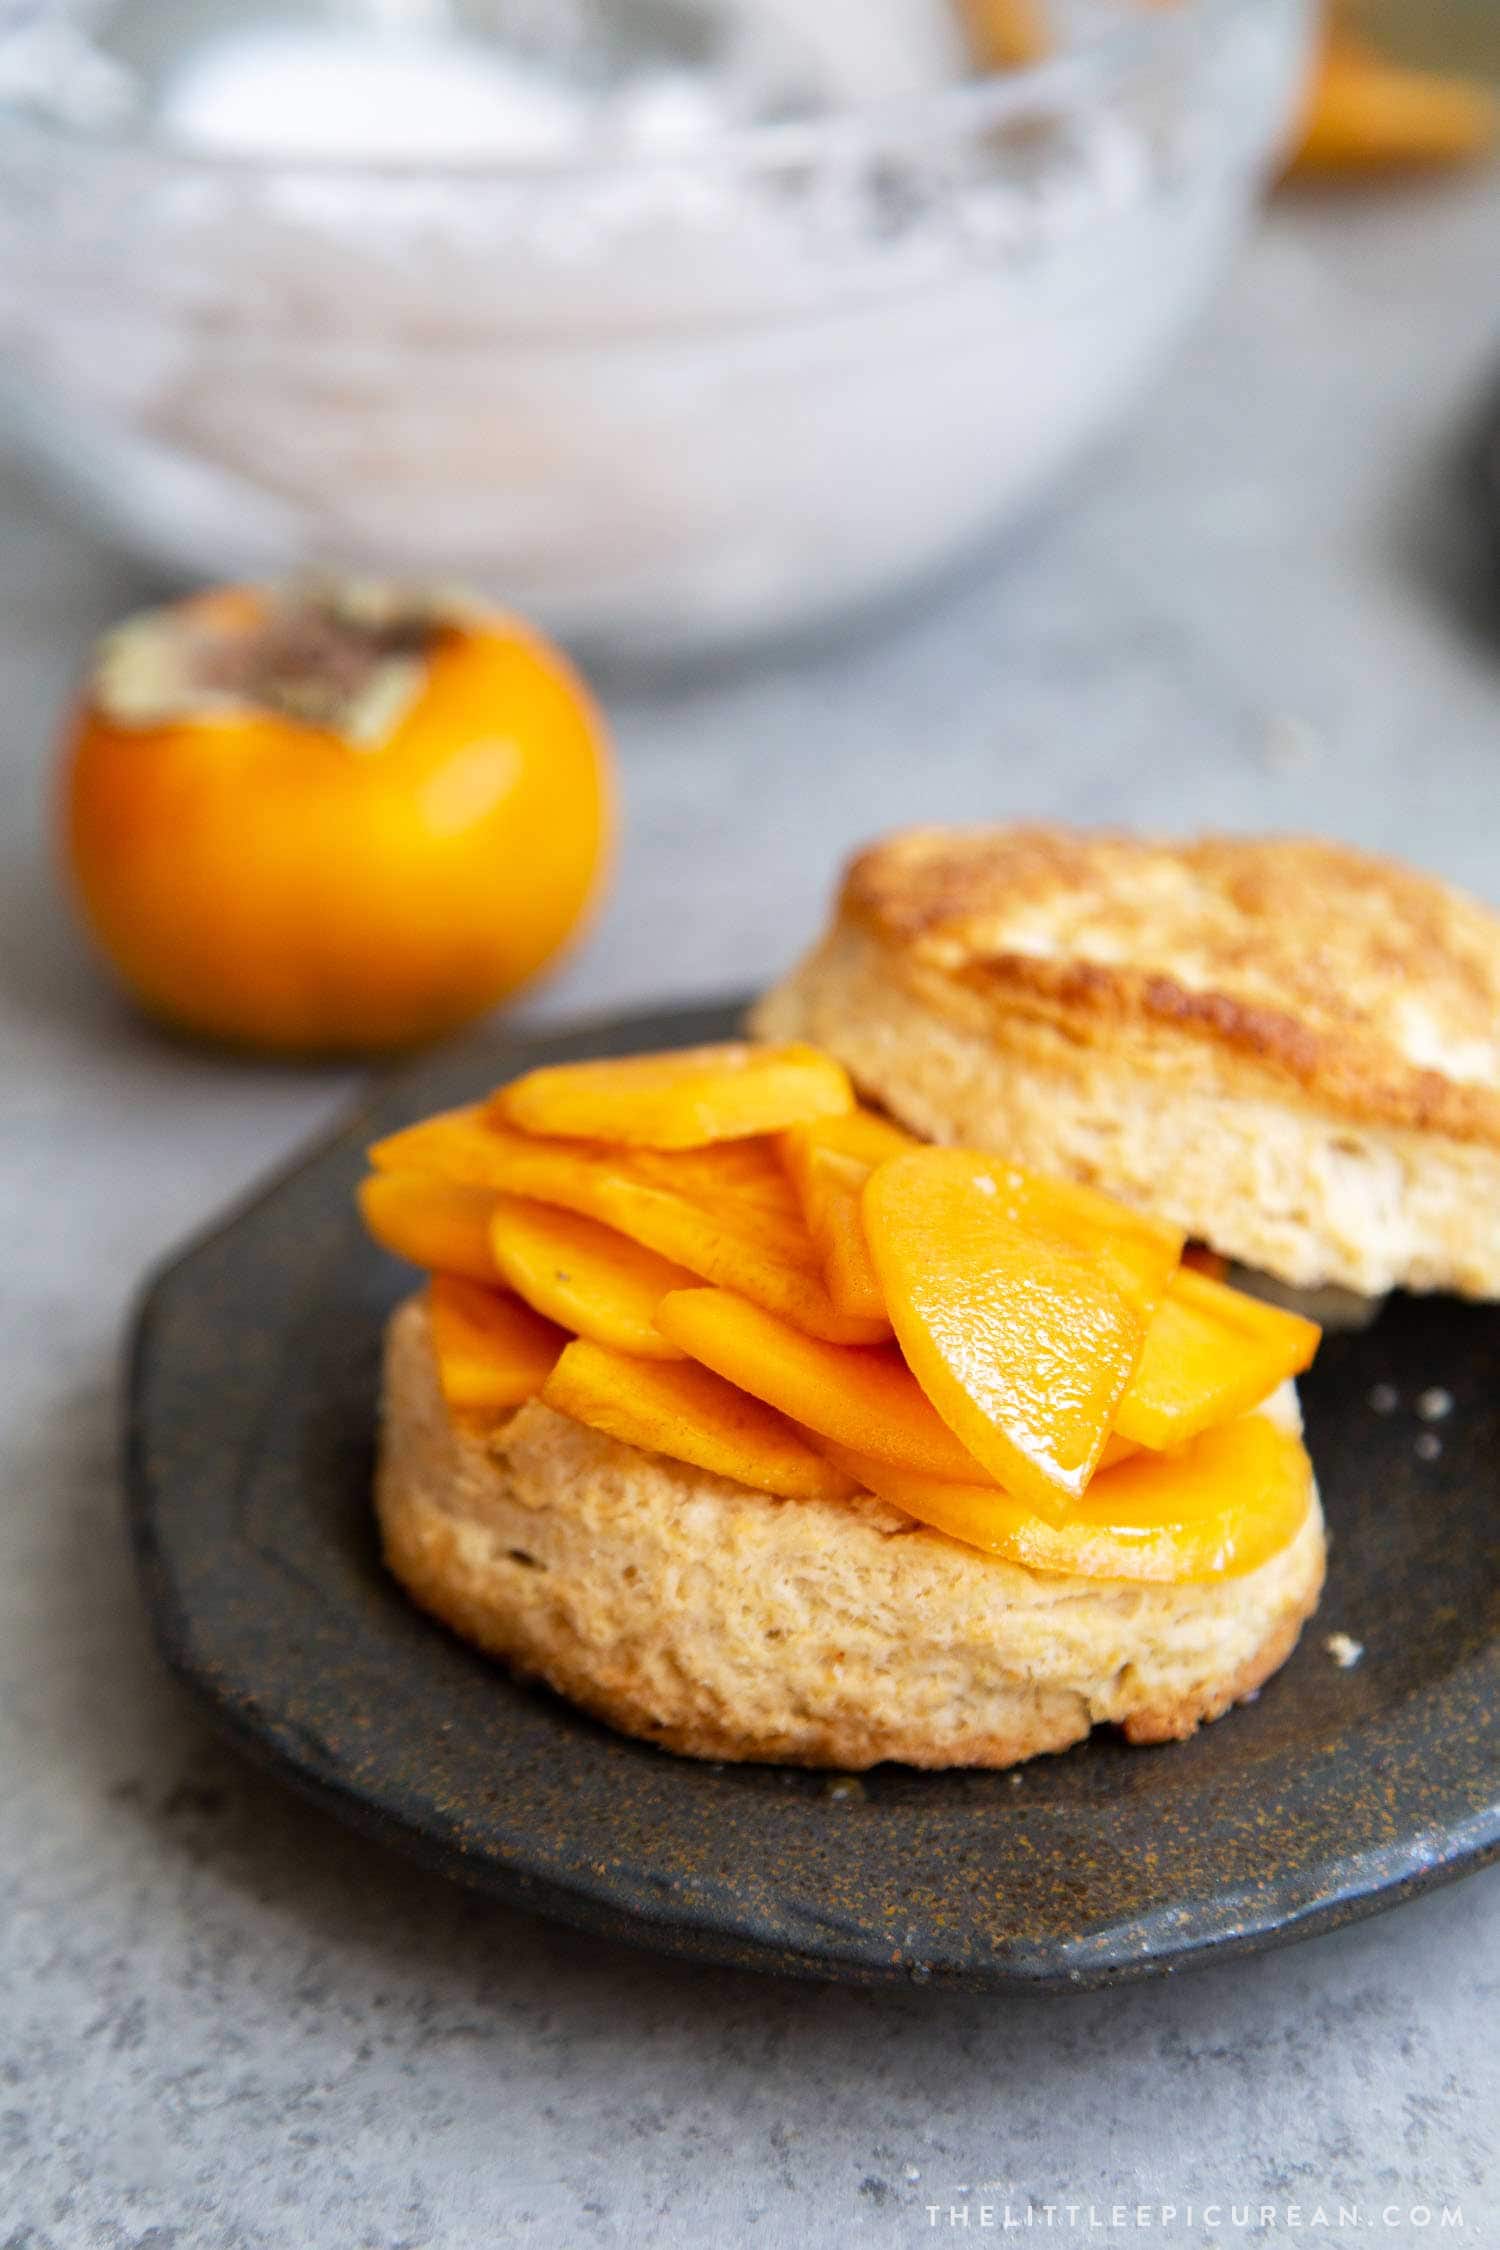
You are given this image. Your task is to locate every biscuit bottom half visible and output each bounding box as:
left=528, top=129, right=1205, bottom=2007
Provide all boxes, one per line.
left=378, top=1297, right=1326, bottom=1770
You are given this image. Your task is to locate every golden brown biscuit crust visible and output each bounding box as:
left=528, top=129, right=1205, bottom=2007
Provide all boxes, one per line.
left=842, top=827, right=1500, bottom=1146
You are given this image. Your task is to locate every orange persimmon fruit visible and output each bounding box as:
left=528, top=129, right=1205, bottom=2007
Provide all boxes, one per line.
left=61, top=580, right=612, bottom=1053
left=819, top=1412, right=1315, bottom=1584
left=955, top=0, right=1051, bottom=70
left=1288, top=23, right=1495, bottom=178
left=541, top=1338, right=857, bottom=1502
left=489, top=1195, right=693, bottom=1361
left=427, top=1275, right=566, bottom=1428
left=490, top=1042, right=853, bottom=1148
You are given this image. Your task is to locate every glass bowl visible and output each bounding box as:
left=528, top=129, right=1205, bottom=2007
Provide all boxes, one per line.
left=0, top=0, right=1310, bottom=664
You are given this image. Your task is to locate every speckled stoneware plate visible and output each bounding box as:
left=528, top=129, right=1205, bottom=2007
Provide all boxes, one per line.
left=126, top=1000, right=1500, bottom=1993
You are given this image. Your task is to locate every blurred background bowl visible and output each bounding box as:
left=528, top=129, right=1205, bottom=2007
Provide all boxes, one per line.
left=0, top=0, right=1311, bottom=665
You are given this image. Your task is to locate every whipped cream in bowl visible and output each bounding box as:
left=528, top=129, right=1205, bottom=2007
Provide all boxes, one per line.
left=0, top=0, right=1310, bottom=663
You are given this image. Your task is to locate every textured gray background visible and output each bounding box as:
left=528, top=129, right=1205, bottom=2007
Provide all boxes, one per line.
left=2, top=174, right=1498, bottom=2249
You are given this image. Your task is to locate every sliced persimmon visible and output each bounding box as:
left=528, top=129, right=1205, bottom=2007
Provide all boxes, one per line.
left=1114, top=1267, right=1320, bottom=1451
left=820, top=1411, right=1314, bottom=1583
left=359, top=1170, right=501, bottom=1284
left=489, top=1042, right=853, bottom=1148
left=655, top=1287, right=988, bottom=1481
left=370, top=1103, right=525, bottom=1183
left=446, top=1133, right=882, bottom=1345
left=373, top=1105, right=800, bottom=1226
left=489, top=1195, right=692, bottom=1361
left=863, top=1149, right=1150, bottom=1515
left=967, top=1165, right=1184, bottom=1325
left=373, top=1101, right=878, bottom=1342
left=606, top=1137, right=806, bottom=1228
left=427, top=1275, right=565, bottom=1427
left=779, top=1108, right=916, bottom=1322
left=541, top=1337, right=857, bottom=1502
left=783, top=1107, right=917, bottom=1171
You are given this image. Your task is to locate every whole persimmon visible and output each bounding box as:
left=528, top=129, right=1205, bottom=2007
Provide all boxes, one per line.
left=60, top=580, right=612, bottom=1053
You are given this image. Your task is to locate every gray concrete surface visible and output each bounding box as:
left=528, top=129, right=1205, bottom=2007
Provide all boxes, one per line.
left=2, top=176, right=1499, bottom=2249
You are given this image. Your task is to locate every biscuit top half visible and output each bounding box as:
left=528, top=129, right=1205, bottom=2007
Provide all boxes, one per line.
left=840, top=826, right=1500, bottom=1145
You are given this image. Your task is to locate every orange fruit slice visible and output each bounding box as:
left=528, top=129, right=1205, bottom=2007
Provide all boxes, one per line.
left=427, top=1276, right=566, bottom=1429
left=655, top=1286, right=987, bottom=1482
left=541, top=1337, right=857, bottom=1502
left=488, top=1042, right=853, bottom=1148
left=1115, top=1267, right=1320, bottom=1451
left=961, top=1164, right=1184, bottom=1324
left=359, top=1171, right=501, bottom=1284
left=370, top=1103, right=526, bottom=1183
left=779, top=1108, right=916, bottom=1322
left=489, top=1195, right=692, bottom=1361
left=820, top=1412, right=1315, bottom=1583
left=862, top=1149, right=1157, bottom=1514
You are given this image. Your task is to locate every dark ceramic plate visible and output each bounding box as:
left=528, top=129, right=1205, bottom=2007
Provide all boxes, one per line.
left=126, top=1001, right=1500, bottom=1993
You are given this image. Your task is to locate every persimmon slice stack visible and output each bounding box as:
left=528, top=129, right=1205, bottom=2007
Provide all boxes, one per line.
left=358, top=1038, right=1323, bottom=1585
left=375, top=1106, right=883, bottom=1346
left=541, top=1338, right=856, bottom=1502
left=655, top=1286, right=987, bottom=1481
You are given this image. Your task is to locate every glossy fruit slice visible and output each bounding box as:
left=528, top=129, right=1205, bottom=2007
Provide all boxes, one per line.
left=427, top=1276, right=566, bottom=1428
left=964, top=1165, right=1184, bottom=1324
left=358, top=1170, right=501, bottom=1284
left=863, top=1149, right=1156, bottom=1514
left=1115, top=1267, right=1320, bottom=1451
left=605, top=1137, right=807, bottom=1227
left=489, top=1042, right=853, bottom=1148
left=541, top=1338, right=857, bottom=1502
left=655, top=1287, right=988, bottom=1481
left=779, top=1108, right=916, bottom=1322
left=370, top=1103, right=528, bottom=1183
left=489, top=1195, right=692, bottom=1361
left=820, top=1411, right=1314, bottom=1583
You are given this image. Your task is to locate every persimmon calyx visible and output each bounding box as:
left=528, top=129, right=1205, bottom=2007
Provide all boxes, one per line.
left=91, top=577, right=483, bottom=748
